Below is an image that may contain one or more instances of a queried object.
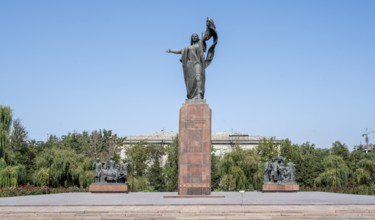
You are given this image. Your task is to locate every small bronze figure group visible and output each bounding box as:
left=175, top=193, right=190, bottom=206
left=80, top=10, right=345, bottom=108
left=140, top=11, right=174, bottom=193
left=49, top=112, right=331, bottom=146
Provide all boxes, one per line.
left=92, top=157, right=128, bottom=184
left=264, top=157, right=296, bottom=184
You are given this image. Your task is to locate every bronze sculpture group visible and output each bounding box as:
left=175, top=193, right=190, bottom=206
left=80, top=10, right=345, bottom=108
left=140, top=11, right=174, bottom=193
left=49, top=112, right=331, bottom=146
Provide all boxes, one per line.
left=92, top=157, right=128, bottom=184
left=264, top=157, right=296, bottom=184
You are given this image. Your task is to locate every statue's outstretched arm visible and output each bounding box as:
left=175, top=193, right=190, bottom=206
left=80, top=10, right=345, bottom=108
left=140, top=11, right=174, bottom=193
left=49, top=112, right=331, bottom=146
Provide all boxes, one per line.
left=166, top=49, right=182, bottom=54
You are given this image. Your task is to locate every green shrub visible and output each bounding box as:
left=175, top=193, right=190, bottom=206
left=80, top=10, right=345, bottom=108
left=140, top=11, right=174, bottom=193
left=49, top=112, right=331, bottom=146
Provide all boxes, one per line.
left=0, top=165, right=27, bottom=187
left=0, top=185, right=88, bottom=197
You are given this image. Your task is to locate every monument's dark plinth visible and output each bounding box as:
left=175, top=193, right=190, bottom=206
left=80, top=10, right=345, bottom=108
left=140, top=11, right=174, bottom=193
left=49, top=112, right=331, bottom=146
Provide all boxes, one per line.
left=178, top=103, right=211, bottom=195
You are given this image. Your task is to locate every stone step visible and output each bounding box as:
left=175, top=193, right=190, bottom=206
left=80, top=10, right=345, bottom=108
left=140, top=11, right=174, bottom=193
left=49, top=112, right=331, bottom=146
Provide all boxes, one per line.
left=1, top=205, right=375, bottom=220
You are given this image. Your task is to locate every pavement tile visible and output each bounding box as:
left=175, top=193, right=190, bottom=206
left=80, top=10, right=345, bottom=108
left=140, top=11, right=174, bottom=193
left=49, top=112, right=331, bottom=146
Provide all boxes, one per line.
left=175, top=217, right=202, bottom=220
left=197, top=216, right=226, bottom=220
left=1, top=192, right=375, bottom=220
left=161, top=213, right=181, bottom=218
left=101, top=217, right=134, bottom=220
left=335, top=213, right=365, bottom=217
left=336, top=210, right=370, bottom=213
left=304, top=211, right=337, bottom=216
left=244, top=212, right=281, bottom=217
left=179, top=210, right=199, bottom=214
left=358, top=213, right=375, bottom=217
left=349, top=218, right=375, bottom=220
left=226, top=216, right=271, bottom=220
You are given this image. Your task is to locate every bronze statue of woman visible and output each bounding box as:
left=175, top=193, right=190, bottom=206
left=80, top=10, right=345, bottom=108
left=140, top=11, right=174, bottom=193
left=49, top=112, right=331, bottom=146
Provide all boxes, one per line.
left=167, top=17, right=218, bottom=100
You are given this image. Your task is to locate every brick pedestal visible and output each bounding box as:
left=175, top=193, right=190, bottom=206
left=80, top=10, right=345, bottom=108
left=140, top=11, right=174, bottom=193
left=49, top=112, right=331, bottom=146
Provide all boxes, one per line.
left=178, top=103, right=211, bottom=195
left=89, top=184, right=128, bottom=193
left=262, top=184, right=299, bottom=192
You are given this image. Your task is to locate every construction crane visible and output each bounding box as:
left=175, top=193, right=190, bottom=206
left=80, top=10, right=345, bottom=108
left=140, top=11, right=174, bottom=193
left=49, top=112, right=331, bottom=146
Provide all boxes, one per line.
left=362, top=128, right=375, bottom=153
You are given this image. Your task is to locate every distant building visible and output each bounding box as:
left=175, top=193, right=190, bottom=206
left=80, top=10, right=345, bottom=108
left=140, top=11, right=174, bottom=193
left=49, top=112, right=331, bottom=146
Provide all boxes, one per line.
left=354, top=144, right=374, bottom=153
left=119, top=130, right=281, bottom=159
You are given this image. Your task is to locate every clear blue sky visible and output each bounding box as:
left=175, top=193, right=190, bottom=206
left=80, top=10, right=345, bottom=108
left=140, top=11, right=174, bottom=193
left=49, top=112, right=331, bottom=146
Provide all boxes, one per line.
left=1, top=1, right=374, bottom=149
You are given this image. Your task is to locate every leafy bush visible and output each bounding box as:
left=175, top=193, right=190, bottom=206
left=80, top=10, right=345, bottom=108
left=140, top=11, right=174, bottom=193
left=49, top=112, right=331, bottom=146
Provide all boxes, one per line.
left=0, top=165, right=27, bottom=187
left=0, top=185, right=87, bottom=197
left=301, top=185, right=375, bottom=195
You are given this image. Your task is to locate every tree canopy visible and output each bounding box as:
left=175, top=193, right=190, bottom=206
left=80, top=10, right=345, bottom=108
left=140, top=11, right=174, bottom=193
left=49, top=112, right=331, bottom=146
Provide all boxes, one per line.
left=1, top=105, right=375, bottom=195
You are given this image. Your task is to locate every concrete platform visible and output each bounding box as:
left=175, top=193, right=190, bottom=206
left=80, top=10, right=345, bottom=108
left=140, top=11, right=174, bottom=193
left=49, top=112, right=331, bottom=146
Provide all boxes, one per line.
left=1, top=192, right=375, bottom=219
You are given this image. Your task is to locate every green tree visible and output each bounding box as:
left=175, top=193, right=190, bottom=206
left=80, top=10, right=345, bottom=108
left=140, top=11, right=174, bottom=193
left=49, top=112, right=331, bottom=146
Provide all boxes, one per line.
left=244, top=149, right=261, bottom=191
left=9, top=119, right=34, bottom=168
left=256, top=138, right=279, bottom=162
left=164, top=136, right=178, bottom=191
left=0, top=164, right=27, bottom=187
left=147, top=144, right=165, bottom=191
left=280, top=139, right=300, bottom=163
left=127, top=141, right=148, bottom=177
left=219, top=146, right=258, bottom=191
left=211, top=146, right=220, bottom=191
left=59, top=129, right=125, bottom=161
left=296, top=142, right=329, bottom=188
left=314, top=155, right=349, bottom=187
left=126, top=141, right=156, bottom=191
left=330, top=141, right=350, bottom=162
left=61, top=131, right=91, bottom=155
left=101, top=129, right=125, bottom=158
left=219, top=152, right=235, bottom=190
left=348, top=149, right=366, bottom=186
left=0, top=106, right=12, bottom=160
left=44, top=134, right=61, bottom=149
left=0, top=107, right=28, bottom=187
left=86, top=129, right=124, bottom=159
left=356, top=158, right=375, bottom=185
left=90, top=130, right=102, bottom=158
left=33, top=146, right=93, bottom=187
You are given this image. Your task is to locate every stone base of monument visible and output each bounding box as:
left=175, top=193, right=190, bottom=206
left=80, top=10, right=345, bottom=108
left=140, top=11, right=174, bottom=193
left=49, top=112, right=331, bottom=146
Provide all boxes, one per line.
left=178, top=187, right=211, bottom=196
left=262, top=184, right=299, bottom=192
left=89, top=184, right=128, bottom=193
left=178, top=103, right=212, bottom=195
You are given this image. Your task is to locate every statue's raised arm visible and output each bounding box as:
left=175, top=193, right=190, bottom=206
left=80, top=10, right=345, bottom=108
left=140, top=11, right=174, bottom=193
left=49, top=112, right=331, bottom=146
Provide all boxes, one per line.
left=166, top=17, right=218, bottom=101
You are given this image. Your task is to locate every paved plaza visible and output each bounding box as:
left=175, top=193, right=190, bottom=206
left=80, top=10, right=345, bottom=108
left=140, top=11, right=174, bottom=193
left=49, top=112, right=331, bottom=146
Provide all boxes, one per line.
left=1, top=192, right=375, bottom=219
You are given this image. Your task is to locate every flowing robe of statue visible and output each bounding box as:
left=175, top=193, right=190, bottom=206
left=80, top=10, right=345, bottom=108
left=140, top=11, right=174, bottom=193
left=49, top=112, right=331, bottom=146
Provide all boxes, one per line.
left=167, top=17, right=218, bottom=100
